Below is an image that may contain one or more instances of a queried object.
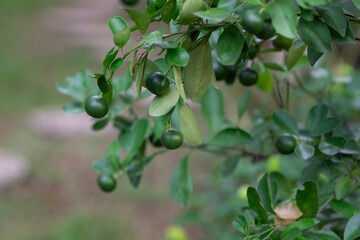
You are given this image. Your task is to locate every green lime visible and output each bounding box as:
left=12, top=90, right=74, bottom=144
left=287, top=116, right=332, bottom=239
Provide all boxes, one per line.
left=161, top=129, right=184, bottom=149
left=242, top=10, right=264, bottom=34
left=225, top=66, right=237, bottom=85
left=120, top=0, right=139, bottom=6
left=85, top=96, right=109, bottom=118
left=213, top=61, right=228, bottom=81
left=256, top=19, right=276, bottom=40
left=247, top=44, right=259, bottom=60
left=238, top=68, right=258, bottom=86
left=273, top=35, right=293, bottom=50
left=146, top=72, right=170, bottom=96
left=275, top=135, right=296, bottom=155
left=149, top=133, right=162, bottom=147
left=97, top=173, right=117, bottom=192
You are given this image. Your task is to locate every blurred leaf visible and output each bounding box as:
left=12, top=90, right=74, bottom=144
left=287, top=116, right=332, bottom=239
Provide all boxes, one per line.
left=282, top=227, right=301, bottom=240
left=335, top=176, right=352, bottom=200
left=107, top=141, right=121, bottom=170
left=62, top=102, right=83, bottom=114
left=329, top=199, right=355, bottom=218
left=233, top=215, right=249, bottom=235
left=310, top=118, right=342, bottom=136
left=118, top=118, right=150, bottom=153
left=271, top=0, right=297, bottom=39
left=210, top=128, right=253, bottom=148
left=93, top=157, right=119, bottom=174
left=143, top=28, right=164, bottom=44
left=171, top=155, right=193, bottom=208
left=179, top=105, right=202, bottom=145
left=124, top=9, right=152, bottom=34
left=222, top=155, right=239, bottom=177
left=307, top=104, right=328, bottom=130
left=201, top=87, right=224, bottom=133
left=272, top=110, right=299, bottom=135
left=92, top=118, right=110, bottom=131
left=173, top=66, right=187, bottom=103
left=305, top=229, right=341, bottom=240
left=108, top=16, right=128, bottom=35
left=344, top=214, right=360, bottom=240
left=237, top=90, right=252, bottom=119
left=161, top=0, right=176, bottom=24
left=295, top=144, right=315, bottom=160
left=166, top=47, right=190, bottom=67
left=216, top=24, right=244, bottom=65
left=296, top=181, right=318, bottom=218
left=110, top=58, right=124, bottom=72
left=114, top=28, right=131, bottom=48
left=316, top=2, right=347, bottom=37
left=286, top=43, right=307, bottom=71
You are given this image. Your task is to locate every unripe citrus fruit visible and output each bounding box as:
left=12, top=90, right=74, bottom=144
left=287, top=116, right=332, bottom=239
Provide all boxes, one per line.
left=242, top=10, right=264, bottom=34
left=97, top=173, right=117, bottom=192
left=238, top=68, right=258, bottom=86
left=161, top=129, right=184, bottom=149
left=146, top=72, right=170, bottom=96
left=275, top=135, right=296, bottom=155
left=85, top=96, right=109, bottom=118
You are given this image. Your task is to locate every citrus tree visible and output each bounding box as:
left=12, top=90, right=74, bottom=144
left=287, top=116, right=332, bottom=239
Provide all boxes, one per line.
left=57, top=0, right=360, bottom=239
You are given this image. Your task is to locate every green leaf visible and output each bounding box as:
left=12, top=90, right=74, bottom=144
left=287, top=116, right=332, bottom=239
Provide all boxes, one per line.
left=330, top=21, right=355, bottom=44
left=156, top=41, right=179, bottom=49
left=296, top=181, right=318, bottom=218
left=210, top=128, right=253, bottom=148
left=282, top=227, right=301, bottom=240
left=114, top=28, right=131, bottom=48
left=93, top=157, right=119, bottom=174
left=124, top=9, right=152, bottom=34
left=171, top=155, right=193, bottom=208
left=329, top=199, right=355, bottom=218
left=297, top=18, right=332, bottom=53
left=194, top=4, right=236, bottom=22
left=319, top=142, right=341, bottom=156
left=62, top=102, right=83, bottom=114
left=97, top=76, right=110, bottom=94
left=295, top=144, right=315, bottom=160
left=256, top=67, right=273, bottom=92
left=216, top=24, right=244, bottom=65
left=271, top=0, right=297, bottom=39
left=307, top=103, right=328, bottom=130
left=335, top=176, right=352, bottom=200
left=344, top=214, right=360, bottom=240
left=354, top=0, right=360, bottom=8
left=118, top=118, right=149, bottom=153
left=149, top=87, right=180, bottom=117
left=307, top=47, right=323, bottom=66
left=179, top=105, right=202, bottom=145
left=237, top=90, right=252, bottom=119
left=310, top=117, right=342, bottom=136
left=316, top=2, right=348, bottom=37
left=103, top=47, right=119, bottom=69
left=222, top=155, right=239, bottom=177
left=239, top=0, right=263, bottom=5
left=285, top=218, right=320, bottom=232
left=112, top=68, right=133, bottom=91
left=134, top=56, right=147, bottom=97
left=296, top=0, right=327, bottom=9
left=247, top=187, right=268, bottom=223
left=173, top=66, right=187, bottom=103
left=92, top=118, right=110, bottom=131
left=305, top=229, right=341, bottom=240
left=161, top=0, right=176, bottom=24
left=166, top=47, right=190, bottom=67
left=142, top=27, right=164, bottom=44
left=257, top=173, right=276, bottom=214
left=110, top=58, right=124, bottom=72
left=263, top=62, right=287, bottom=72
left=233, top=215, right=249, bottom=235
left=183, top=39, right=215, bottom=102
left=286, top=43, right=307, bottom=71
left=107, top=141, right=121, bottom=170
left=108, top=16, right=128, bottom=35
left=272, top=110, right=299, bottom=135
left=200, top=87, right=224, bottom=133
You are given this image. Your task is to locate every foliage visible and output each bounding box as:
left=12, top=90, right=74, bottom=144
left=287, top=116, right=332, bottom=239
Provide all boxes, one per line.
left=58, top=0, right=360, bottom=239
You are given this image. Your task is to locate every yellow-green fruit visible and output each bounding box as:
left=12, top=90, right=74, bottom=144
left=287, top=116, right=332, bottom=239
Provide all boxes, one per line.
left=177, top=0, right=208, bottom=25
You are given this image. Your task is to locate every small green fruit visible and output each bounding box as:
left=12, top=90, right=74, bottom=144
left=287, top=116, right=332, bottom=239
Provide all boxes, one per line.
left=256, top=19, right=276, bottom=40
left=238, top=68, right=258, bottom=86
left=275, top=135, right=296, bottom=155
left=273, top=35, right=293, bottom=51
left=242, top=10, right=264, bottom=34
left=146, top=72, right=170, bottom=96
left=213, top=61, right=228, bottom=81
left=85, top=96, right=109, bottom=118
left=225, top=66, right=237, bottom=85
left=97, top=173, right=117, bottom=192
left=161, top=129, right=184, bottom=149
